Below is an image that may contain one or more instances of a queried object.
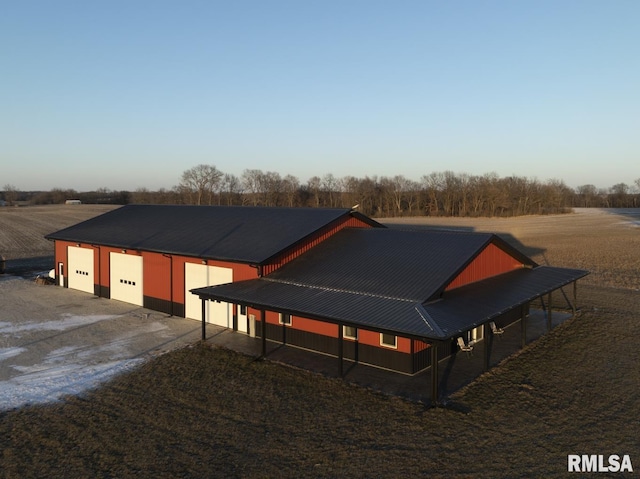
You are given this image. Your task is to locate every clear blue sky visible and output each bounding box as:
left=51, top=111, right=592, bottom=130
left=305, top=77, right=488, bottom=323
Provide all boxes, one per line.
left=1, top=0, right=638, bottom=191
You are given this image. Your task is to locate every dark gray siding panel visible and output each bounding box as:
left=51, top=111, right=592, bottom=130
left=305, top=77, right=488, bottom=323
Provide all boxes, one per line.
left=257, top=323, right=415, bottom=374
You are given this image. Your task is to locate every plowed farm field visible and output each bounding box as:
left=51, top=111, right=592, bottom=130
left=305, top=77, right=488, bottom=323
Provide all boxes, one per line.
left=0, top=206, right=638, bottom=478
left=0, top=204, right=117, bottom=260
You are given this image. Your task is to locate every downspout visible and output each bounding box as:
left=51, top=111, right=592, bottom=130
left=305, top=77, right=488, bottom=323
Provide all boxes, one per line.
left=162, top=254, right=174, bottom=316
left=91, top=245, right=101, bottom=297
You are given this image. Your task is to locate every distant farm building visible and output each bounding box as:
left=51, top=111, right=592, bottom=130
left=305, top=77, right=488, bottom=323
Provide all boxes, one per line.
left=46, top=205, right=588, bottom=404
left=65, top=199, right=82, bottom=205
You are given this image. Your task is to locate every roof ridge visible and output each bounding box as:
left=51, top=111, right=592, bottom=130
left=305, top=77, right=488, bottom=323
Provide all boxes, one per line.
left=262, top=277, right=420, bottom=303
left=414, top=303, right=446, bottom=337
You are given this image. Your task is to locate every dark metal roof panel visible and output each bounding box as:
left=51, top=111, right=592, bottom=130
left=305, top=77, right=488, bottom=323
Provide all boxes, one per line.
left=192, top=279, right=440, bottom=338
left=267, top=228, right=496, bottom=300
left=45, top=205, right=359, bottom=263
left=193, top=266, right=588, bottom=341
left=422, top=266, right=590, bottom=337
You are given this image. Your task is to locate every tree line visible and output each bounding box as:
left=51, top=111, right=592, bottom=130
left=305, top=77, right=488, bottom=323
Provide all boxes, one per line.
left=3, top=168, right=640, bottom=217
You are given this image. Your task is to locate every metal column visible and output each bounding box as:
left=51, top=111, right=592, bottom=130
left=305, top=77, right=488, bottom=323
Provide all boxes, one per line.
left=201, top=298, right=206, bottom=341
left=338, top=324, right=344, bottom=377
left=261, top=309, right=267, bottom=358
left=430, top=342, right=439, bottom=407
left=521, top=304, right=527, bottom=348
left=547, top=292, right=553, bottom=331
left=483, top=322, right=490, bottom=371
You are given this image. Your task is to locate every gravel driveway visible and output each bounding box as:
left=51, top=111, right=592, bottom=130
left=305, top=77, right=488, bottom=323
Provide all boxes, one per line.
left=0, top=276, right=202, bottom=410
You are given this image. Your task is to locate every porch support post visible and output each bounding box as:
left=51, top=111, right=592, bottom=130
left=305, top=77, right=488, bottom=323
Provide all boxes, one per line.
left=282, top=319, right=286, bottom=345
left=201, top=298, right=206, bottom=341
left=521, top=304, right=527, bottom=348
left=547, top=292, right=553, bottom=331
left=261, top=309, right=267, bottom=358
left=338, top=324, right=344, bottom=377
left=430, top=341, right=439, bottom=407
left=572, top=281, right=577, bottom=316
left=483, top=322, right=490, bottom=371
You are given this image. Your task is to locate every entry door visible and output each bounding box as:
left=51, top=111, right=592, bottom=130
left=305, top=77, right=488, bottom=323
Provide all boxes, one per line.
left=237, top=304, right=249, bottom=334
left=67, top=246, right=94, bottom=294
left=58, top=262, right=64, bottom=286
left=184, top=263, right=233, bottom=327
left=110, top=252, right=143, bottom=306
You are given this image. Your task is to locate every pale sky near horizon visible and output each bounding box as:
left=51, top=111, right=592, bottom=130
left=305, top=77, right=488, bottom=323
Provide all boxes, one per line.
left=1, top=1, right=638, bottom=192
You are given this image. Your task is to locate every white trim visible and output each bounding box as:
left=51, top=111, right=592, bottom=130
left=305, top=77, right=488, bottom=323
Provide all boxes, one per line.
left=279, top=312, right=292, bottom=326
left=380, top=333, right=397, bottom=349
left=343, top=325, right=358, bottom=340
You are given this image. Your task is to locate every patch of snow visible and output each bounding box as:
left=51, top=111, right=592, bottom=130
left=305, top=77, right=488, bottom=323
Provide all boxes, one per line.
left=0, top=359, right=146, bottom=410
left=0, top=314, right=121, bottom=334
left=0, top=347, right=26, bottom=361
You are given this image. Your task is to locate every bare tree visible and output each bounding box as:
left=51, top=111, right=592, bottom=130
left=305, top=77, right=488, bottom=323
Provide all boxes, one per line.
left=261, top=171, right=283, bottom=206
left=241, top=169, right=263, bottom=206
left=282, top=174, right=300, bottom=207
left=421, top=172, right=443, bottom=215
left=575, top=184, right=598, bottom=207
left=2, top=184, right=18, bottom=206
left=220, top=173, right=243, bottom=205
left=179, top=164, right=223, bottom=205
left=321, top=174, right=340, bottom=208
left=307, top=176, right=322, bottom=208
left=610, top=183, right=631, bottom=208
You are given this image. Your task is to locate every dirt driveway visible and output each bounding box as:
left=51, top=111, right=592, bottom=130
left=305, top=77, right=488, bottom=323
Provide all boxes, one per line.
left=0, top=276, right=202, bottom=411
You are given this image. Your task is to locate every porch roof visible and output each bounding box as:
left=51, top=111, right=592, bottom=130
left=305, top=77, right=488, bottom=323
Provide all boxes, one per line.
left=192, top=265, right=588, bottom=341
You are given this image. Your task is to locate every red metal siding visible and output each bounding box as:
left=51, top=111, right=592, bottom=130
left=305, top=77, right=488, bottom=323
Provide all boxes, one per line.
left=263, top=215, right=373, bottom=275
left=445, top=242, right=524, bottom=291
left=248, top=309, right=412, bottom=353
left=292, top=316, right=338, bottom=336
left=144, top=252, right=172, bottom=300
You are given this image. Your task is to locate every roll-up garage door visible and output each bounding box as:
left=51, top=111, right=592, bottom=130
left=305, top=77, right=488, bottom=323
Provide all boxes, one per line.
left=67, top=246, right=95, bottom=294
left=185, top=263, right=233, bottom=327
left=110, top=252, right=143, bottom=306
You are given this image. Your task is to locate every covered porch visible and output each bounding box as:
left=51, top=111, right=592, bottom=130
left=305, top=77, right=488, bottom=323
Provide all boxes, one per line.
left=197, top=303, right=577, bottom=406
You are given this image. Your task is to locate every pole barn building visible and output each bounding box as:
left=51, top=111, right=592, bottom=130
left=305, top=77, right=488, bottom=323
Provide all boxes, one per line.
left=46, top=205, right=587, bottom=403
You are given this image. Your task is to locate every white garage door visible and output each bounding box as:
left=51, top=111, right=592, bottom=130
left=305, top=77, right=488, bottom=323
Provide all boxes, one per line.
left=110, top=253, right=143, bottom=306
left=67, top=246, right=95, bottom=294
left=185, top=263, right=233, bottom=327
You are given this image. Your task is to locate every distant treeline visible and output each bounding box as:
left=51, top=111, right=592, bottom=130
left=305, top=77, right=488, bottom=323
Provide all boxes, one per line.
left=3, top=167, right=640, bottom=218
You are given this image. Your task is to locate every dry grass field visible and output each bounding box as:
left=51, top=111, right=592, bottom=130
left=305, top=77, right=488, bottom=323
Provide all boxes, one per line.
left=0, top=205, right=118, bottom=275
left=1, top=206, right=639, bottom=478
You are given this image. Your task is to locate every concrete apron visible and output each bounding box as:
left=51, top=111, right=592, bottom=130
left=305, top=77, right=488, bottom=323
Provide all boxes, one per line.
left=0, top=277, right=202, bottom=410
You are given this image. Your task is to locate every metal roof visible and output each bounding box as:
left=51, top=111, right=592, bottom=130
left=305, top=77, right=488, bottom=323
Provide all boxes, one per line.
left=422, top=266, right=590, bottom=338
left=266, top=228, right=534, bottom=301
left=46, top=205, right=379, bottom=264
left=193, top=266, right=588, bottom=341
left=193, top=228, right=586, bottom=340
left=193, top=278, right=443, bottom=338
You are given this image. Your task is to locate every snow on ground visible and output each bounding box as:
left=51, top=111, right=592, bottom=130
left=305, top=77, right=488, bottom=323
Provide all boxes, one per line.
left=1, top=357, right=146, bottom=411
left=0, top=313, right=146, bottom=410
left=0, top=278, right=202, bottom=411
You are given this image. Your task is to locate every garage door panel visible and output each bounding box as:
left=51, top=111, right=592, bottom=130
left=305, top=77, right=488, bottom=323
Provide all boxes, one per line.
left=110, top=253, right=143, bottom=306
left=67, top=246, right=95, bottom=294
left=185, top=263, right=233, bottom=327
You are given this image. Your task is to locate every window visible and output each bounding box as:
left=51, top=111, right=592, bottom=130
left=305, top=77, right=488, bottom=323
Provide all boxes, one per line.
left=240, top=305, right=247, bottom=315
left=380, top=333, right=397, bottom=348
left=343, top=326, right=358, bottom=340
left=467, top=326, right=483, bottom=345
left=279, top=313, right=292, bottom=326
